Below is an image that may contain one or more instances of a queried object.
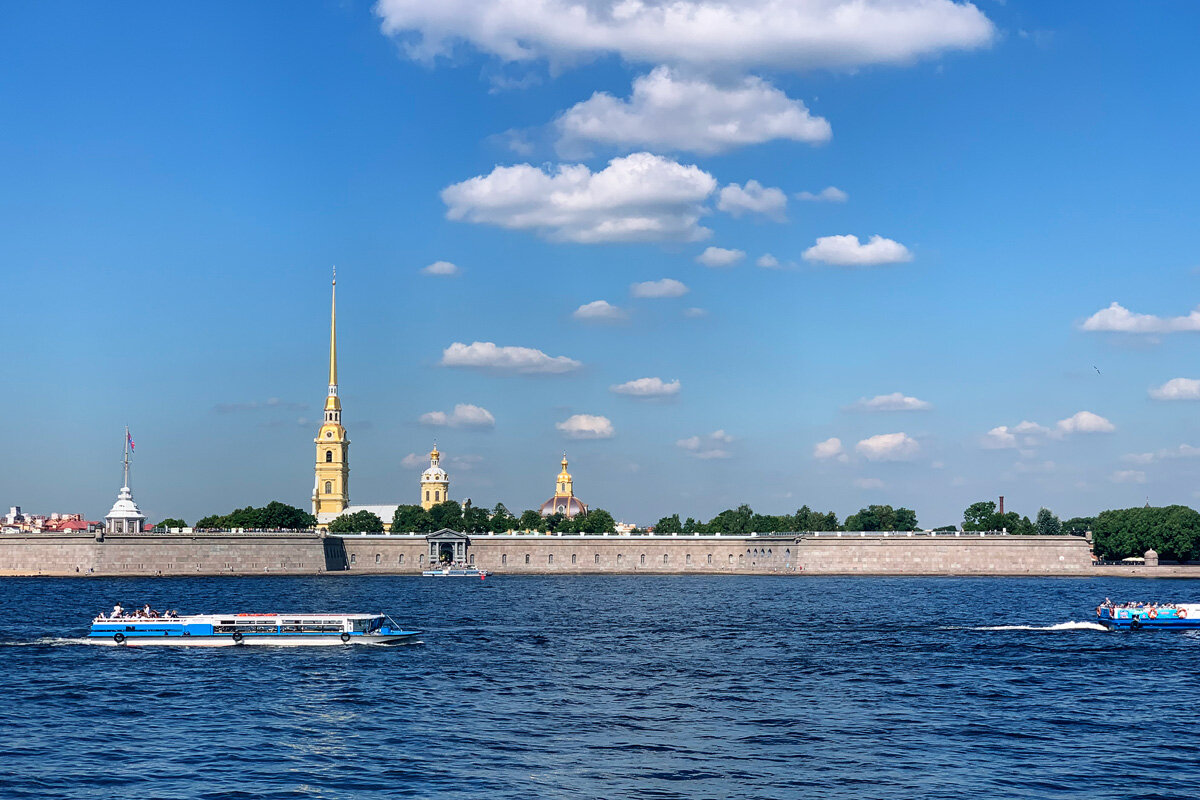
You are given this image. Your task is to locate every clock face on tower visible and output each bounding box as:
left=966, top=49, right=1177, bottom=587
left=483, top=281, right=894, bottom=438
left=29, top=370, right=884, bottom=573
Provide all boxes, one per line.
left=326, top=431, right=333, bottom=438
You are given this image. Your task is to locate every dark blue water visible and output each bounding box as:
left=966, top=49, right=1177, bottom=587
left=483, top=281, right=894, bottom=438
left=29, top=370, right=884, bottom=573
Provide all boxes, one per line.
left=2, top=576, right=1197, bottom=799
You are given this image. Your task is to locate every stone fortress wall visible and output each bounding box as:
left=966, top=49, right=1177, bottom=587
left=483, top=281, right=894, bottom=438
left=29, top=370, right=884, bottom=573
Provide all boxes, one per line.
left=0, top=530, right=1096, bottom=577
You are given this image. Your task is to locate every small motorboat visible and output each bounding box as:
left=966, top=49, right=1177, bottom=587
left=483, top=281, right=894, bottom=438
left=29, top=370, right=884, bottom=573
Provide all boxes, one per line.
left=1096, top=600, right=1200, bottom=630
left=86, top=610, right=420, bottom=646
left=422, top=565, right=489, bottom=578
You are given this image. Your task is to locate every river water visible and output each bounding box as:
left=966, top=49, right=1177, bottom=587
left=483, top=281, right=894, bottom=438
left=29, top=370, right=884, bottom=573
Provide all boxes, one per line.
left=1, top=575, right=1196, bottom=799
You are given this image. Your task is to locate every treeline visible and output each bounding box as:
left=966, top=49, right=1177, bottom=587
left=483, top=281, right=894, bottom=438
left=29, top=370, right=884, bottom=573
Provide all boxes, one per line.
left=653, top=504, right=845, bottom=535
left=328, top=500, right=618, bottom=535
left=1091, top=505, right=1200, bottom=563
left=194, top=501, right=316, bottom=530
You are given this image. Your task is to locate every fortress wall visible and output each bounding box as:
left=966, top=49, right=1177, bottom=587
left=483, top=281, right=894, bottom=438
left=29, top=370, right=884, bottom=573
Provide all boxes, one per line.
left=0, top=533, right=329, bottom=576
left=0, top=532, right=1094, bottom=577
left=794, top=534, right=1093, bottom=575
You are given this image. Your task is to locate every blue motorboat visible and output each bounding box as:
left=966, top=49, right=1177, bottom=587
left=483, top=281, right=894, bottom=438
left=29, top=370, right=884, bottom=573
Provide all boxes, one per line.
left=1096, top=601, right=1200, bottom=631
left=87, top=610, right=420, bottom=646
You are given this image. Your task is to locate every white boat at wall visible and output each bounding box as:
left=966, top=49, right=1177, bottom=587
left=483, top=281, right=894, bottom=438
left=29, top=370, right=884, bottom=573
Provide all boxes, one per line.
left=423, top=566, right=489, bottom=578
left=87, top=612, right=420, bottom=646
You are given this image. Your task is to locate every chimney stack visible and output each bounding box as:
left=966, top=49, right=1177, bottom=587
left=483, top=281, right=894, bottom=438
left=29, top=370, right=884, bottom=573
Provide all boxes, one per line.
left=999, top=495, right=1005, bottom=515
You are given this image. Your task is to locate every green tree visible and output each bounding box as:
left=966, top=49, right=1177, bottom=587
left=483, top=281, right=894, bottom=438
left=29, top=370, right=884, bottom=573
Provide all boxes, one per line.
left=462, top=505, right=490, bottom=533
left=654, top=514, right=682, bottom=534
left=328, top=510, right=384, bottom=533
left=708, top=504, right=753, bottom=534
left=682, top=517, right=704, bottom=535
left=1092, top=505, right=1200, bottom=562
left=579, top=508, right=616, bottom=534
left=428, top=500, right=463, bottom=530
left=791, top=505, right=839, bottom=532
left=489, top=503, right=518, bottom=532
left=543, top=512, right=566, bottom=532
left=156, top=518, right=187, bottom=529
left=391, top=504, right=432, bottom=533
left=932, top=524, right=958, bottom=532
left=259, top=500, right=315, bottom=530
left=518, top=509, right=544, bottom=532
left=893, top=507, right=919, bottom=531
left=1062, top=516, right=1095, bottom=536
left=844, top=505, right=916, bottom=531
left=963, top=501, right=998, bottom=531
left=195, top=515, right=223, bottom=529
left=1035, top=507, right=1062, bottom=536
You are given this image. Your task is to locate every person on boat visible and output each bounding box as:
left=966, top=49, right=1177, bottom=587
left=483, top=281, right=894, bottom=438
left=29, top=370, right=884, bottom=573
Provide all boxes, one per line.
left=112, top=603, right=124, bottom=617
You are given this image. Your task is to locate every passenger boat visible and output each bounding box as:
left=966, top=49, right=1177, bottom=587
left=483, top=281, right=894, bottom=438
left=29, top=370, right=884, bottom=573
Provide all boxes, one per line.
left=422, top=565, right=489, bottom=578
left=1096, top=601, right=1200, bottom=630
left=87, top=612, right=421, bottom=646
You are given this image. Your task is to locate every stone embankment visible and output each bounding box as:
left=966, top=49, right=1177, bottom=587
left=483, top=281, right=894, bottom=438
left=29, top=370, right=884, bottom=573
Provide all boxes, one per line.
left=0, top=530, right=1105, bottom=577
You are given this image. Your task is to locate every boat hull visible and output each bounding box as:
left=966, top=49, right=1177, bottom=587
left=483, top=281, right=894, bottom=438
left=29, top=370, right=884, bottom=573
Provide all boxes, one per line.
left=83, top=632, right=420, bottom=647
left=1098, top=606, right=1200, bottom=631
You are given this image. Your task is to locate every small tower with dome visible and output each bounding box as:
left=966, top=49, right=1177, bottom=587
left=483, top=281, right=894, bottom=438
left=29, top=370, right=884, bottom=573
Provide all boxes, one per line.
left=420, top=445, right=450, bottom=510
left=539, top=454, right=588, bottom=519
left=105, top=427, right=146, bottom=535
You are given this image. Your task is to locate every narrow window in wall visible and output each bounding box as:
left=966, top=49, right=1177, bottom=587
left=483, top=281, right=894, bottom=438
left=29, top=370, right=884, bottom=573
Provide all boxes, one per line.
left=502, top=554, right=507, bottom=565
left=548, top=554, right=554, bottom=564
left=571, top=554, right=577, bottom=565
left=525, top=554, right=530, bottom=564
left=728, top=554, right=734, bottom=564
left=617, top=554, right=623, bottom=563
left=594, top=553, right=600, bottom=564
left=375, top=553, right=381, bottom=564
left=419, top=554, right=424, bottom=564
left=326, top=451, right=333, bottom=463
left=325, top=481, right=332, bottom=494
left=435, top=491, right=440, bottom=502
left=640, top=554, right=645, bottom=565
left=707, top=554, right=712, bottom=564
left=469, top=554, right=475, bottom=565
left=399, top=554, right=404, bottom=564
left=350, top=553, right=356, bottom=564
left=663, top=554, right=669, bottom=564
left=425, top=491, right=430, bottom=502
left=686, top=554, right=692, bottom=565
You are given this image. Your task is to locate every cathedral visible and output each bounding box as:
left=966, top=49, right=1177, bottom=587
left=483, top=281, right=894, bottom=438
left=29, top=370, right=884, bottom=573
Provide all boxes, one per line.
left=310, top=276, right=587, bottom=531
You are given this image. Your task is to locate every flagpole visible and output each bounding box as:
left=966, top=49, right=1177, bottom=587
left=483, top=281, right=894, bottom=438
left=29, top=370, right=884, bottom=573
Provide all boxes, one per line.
left=123, top=425, right=130, bottom=489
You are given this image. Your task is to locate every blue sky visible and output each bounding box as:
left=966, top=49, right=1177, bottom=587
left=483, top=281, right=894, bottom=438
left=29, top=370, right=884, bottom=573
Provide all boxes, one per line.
left=4, top=1, right=1200, bottom=528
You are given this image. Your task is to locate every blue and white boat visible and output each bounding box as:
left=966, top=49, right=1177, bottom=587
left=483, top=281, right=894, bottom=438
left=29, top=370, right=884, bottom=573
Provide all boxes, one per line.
left=87, top=611, right=420, bottom=646
left=422, top=566, right=489, bottom=578
left=1097, top=601, right=1200, bottom=630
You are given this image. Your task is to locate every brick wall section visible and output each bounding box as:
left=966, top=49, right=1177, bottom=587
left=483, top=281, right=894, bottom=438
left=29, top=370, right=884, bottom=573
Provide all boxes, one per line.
left=0, top=532, right=1094, bottom=577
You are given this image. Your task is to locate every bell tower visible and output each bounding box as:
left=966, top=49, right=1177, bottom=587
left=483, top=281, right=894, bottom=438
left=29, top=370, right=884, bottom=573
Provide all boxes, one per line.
left=419, top=444, right=450, bottom=510
left=312, top=270, right=350, bottom=516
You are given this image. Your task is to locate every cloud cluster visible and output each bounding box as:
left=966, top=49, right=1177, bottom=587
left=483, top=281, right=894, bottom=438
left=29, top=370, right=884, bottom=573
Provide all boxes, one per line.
left=1056, top=411, right=1115, bottom=434
left=441, top=152, right=717, bottom=243
left=983, top=414, right=1112, bottom=448
left=375, top=0, right=995, bottom=72
left=696, top=246, right=745, bottom=268
left=573, top=300, right=626, bottom=321
left=610, top=377, right=680, bottom=398
left=677, top=429, right=733, bottom=459
left=803, top=234, right=912, bottom=266
left=631, top=278, right=689, bottom=298
left=556, top=414, right=615, bottom=439
left=716, top=180, right=787, bottom=220
left=849, top=392, right=932, bottom=412
left=441, top=341, right=581, bottom=374
left=421, top=260, right=460, bottom=276
left=796, top=186, right=848, bottom=203
left=1122, top=444, right=1200, bottom=465
left=1149, top=378, right=1200, bottom=401
left=557, top=67, right=829, bottom=155
left=419, top=403, right=496, bottom=428
left=1081, top=302, right=1200, bottom=334
left=856, top=432, right=919, bottom=461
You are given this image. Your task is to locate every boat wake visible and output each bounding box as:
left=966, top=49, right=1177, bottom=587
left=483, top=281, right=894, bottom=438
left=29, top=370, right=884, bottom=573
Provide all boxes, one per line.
left=963, top=621, right=1108, bottom=632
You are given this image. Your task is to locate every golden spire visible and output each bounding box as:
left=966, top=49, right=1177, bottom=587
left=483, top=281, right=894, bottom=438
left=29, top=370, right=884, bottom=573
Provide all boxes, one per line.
left=324, top=269, right=341, bottom=412
left=430, top=443, right=440, bottom=464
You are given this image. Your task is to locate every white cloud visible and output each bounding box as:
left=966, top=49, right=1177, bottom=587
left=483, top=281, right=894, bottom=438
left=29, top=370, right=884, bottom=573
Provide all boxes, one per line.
left=696, top=246, right=745, bottom=268
left=813, top=437, right=847, bottom=461
left=677, top=430, right=733, bottom=459
left=856, top=432, right=919, bottom=461
left=441, top=152, right=717, bottom=243
left=683, top=307, right=708, bottom=318
left=1122, top=444, right=1200, bottom=465
left=1149, top=378, right=1200, bottom=401
left=421, top=260, right=460, bottom=276
left=1111, top=470, right=1147, bottom=485
left=854, top=477, right=885, bottom=489
left=1081, top=302, right=1200, bottom=334
left=850, top=392, right=932, bottom=412
left=981, top=426, right=1018, bottom=449
left=1012, top=420, right=1050, bottom=435
left=756, top=254, right=780, bottom=269
left=1056, top=411, right=1115, bottom=434
left=631, top=278, right=689, bottom=298
left=573, top=300, right=626, bottom=321
left=375, top=0, right=996, bottom=72
left=419, top=403, right=496, bottom=428
left=716, top=180, right=787, bottom=221
left=610, top=377, right=680, bottom=398
left=556, top=67, right=829, bottom=155
left=803, top=234, right=912, bottom=266
left=796, top=186, right=848, bottom=203
left=441, top=341, right=581, bottom=374
left=556, top=414, right=615, bottom=439
left=401, top=453, right=425, bottom=468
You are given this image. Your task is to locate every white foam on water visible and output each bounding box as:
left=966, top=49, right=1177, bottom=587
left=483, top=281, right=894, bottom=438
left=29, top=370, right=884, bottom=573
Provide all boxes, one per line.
left=970, top=621, right=1109, bottom=632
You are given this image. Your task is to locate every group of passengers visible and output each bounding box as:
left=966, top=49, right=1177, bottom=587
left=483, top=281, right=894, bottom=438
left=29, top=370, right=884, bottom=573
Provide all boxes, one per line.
left=1097, top=598, right=1180, bottom=612
left=101, top=603, right=179, bottom=619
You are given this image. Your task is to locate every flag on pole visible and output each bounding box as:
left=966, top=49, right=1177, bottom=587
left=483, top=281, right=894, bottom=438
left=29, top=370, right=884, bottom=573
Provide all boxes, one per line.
left=127, top=430, right=135, bottom=452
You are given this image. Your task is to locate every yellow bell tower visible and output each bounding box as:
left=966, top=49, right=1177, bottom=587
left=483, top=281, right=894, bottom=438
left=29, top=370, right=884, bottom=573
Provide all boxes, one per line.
left=312, top=270, right=350, bottom=517
left=556, top=455, right=573, bottom=497
left=419, top=444, right=450, bottom=510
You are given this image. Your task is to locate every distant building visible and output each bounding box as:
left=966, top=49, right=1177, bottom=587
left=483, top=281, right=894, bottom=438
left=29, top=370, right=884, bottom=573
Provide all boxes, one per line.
left=3, top=507, right=99, bottom=534
left=312, top=273, right=350, bottom=518
left=105, top=428, right=146, bottom=534
left=420, top=445, right=450, bottom=510
left=539, top=455, right=588, bottom=519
